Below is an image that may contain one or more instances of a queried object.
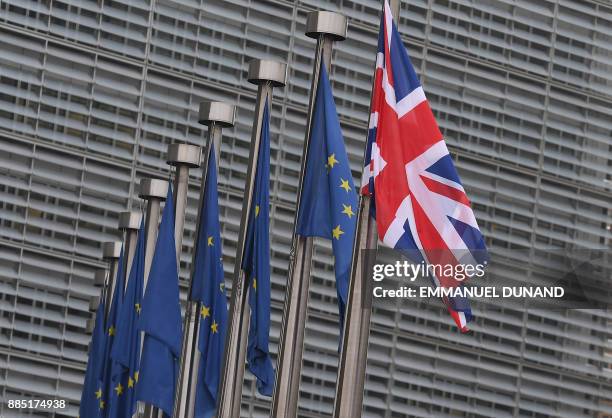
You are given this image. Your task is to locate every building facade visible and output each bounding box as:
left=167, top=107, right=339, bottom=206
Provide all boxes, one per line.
left=0, top=0, right=610, bottom=417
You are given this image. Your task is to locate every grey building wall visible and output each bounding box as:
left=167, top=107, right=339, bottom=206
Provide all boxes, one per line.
left=0, top=0, right=610, bottom=417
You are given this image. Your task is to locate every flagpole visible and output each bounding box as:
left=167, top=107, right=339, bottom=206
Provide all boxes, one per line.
left=102, top=241, right=122, bottom=321
left=217, top=59, right=286, bottom=418
left=167, top=143, right=201, bottom=258
left=143, top=144, right=202, bottom=418
left=87, top=279, right=104, bottom=344
left=134, top=178, right=168, bottom=417
left=173, top=101, right=235, bottom=418
left=139, top=178, right=169, bottom=285
left=94, top=269, right=108, bottom=312
left=271, top=11, right=347, bottom=418
left=333, top=1, right=400, bottom=417
left=119, top=211, right=143, bottom=291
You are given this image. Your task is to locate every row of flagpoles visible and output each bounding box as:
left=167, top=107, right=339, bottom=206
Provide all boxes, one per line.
left=81, top=2, right=412, bottom=418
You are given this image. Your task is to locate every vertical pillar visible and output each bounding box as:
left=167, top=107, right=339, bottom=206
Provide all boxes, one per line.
left=118, top=211, right=142, bottom=291
left=173, top=101, right=236, bottom=418
left=217, top=59, right=286, bottom=418
left=102, top=241, right=122, bottom=321
left=333, top=2, right=400, bottom=417
left=271, top=11, right=347, bottom=418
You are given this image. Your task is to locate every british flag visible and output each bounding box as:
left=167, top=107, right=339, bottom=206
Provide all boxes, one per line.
left=362, top=1, right=488, bottom=332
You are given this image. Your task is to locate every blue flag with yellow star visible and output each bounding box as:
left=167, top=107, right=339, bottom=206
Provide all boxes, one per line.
left=191, top=144, right=228, bottom=418
left=136, top=185, right=182, bottom=416
left=80, top=293, right=106, bottom=418
left=108, top=220, right=144, bottom=418
left=296, top=63, right=358, bottom=329
left=97, top=245, right=125, bottom=415
left=242, top=100, right=275, bottom=396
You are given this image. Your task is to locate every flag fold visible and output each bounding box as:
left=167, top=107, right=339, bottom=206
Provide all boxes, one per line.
left=136, top=185, right=182, bottom=416
left=297, top=62, right=358, bottom=327
left=109, top=220, right=144, bottom=418
left=191, top=144, right=228, bottom=418
left=242, top=101, right=275, bottom=396
left=362, top=0, right=488, bottom=331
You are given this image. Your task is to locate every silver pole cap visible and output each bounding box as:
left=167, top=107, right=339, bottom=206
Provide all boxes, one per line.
left=118, top=211, right=142, bottom=230
left=102, top=241, right=122, bottom=259
left=94, top=270, right=107, bottom=286
left=167, top=143, right=201, bottom=168
left=247, top=59, right=287, bottom=87
left=139, top=178, right=169, bottom=200
left=85, top=318, right=96, bottom=334
left=306, top=11, right=347, bottom=40
left=198, top=101, right=236, bottom=128
left=89, top=295, right=101, bottom=312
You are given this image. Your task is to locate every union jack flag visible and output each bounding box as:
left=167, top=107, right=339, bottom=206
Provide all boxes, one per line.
left=362, top=1, right=488, bottom=332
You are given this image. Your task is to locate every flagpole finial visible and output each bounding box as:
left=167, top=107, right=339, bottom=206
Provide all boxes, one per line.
left=247, top=59, right=287, bottom=87
left=118, top=211, right=142, bottom=230
left=102, top=241, right=122, bottom=259
left=94, top=269, right=107, bottom=287
left=85, top=318, right=95, bottom=334
left=199, top=101, right=236, bottom=127
left=167, top=143, right=201, bottom=168
left=306, top=11, right=347, bottom=41
left=89, top=295, right=101, bottom=312
left=139, top=178, right=169, bottom=200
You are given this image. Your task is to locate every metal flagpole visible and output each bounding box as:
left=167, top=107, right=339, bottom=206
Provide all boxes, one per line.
left=217, top=59, right=287, bottom=418
left=333, top=1, right=400, bottom=417
left=141, top=144, right=201, bottom=418
left=271, top=11, right=347, bottom=418
left=86, top=293, right=99, bottom=348
left=138, top=178, right=169, bottom=418
left=87, top=268, right=105, bottom=352
left=167, top=143, right=201, bottom=258
left=102, top=241, right=122, bottom=321
left=139, top=178, right=168, bottom=285
left=89, top=269, right=106, bottom=315
left=94, top=269, right=109, bottom=315
left=118, top=211, right=143, bottom=291
left=173, top=101, right=235, bottom=418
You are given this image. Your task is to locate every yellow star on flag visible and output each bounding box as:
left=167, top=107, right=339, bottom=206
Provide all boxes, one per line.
left=114, top=383, right=123, bottom=396
left=252, top=278, right=257, bottom=290
left=99, top=400, right=105, bottom=410
left=207, top=236, right=214, bottom=246
left=332, top=225, right=344, bottom=240
left=128, top=376, right=134, bottom=388
left=135, top=303, right=141, bottom=315
left=340, top=178, right=351, bottom=192
left=95, top=388, right=102, bottom=399
left=200, top=305, right=210, bottom=319
left=255, top=205, right=260, bottom=217
left=342, top=204, right=355, bottom=219
left=108, top=325, right=115, bottom=336
left=211, top=320, right=219, bottom=334
left=134, top=371, right=139, bottom=383
left=219, top=282, right=225, bottom=293
left=327, top=153, right=339, bottom=169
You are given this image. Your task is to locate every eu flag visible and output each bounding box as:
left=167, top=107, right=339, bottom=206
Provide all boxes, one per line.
left=136, top=185, right=182, bottom=416
left=191, top=144, right=228, bottom=418
left=79, top=295, right=106, bottom=418
left=297, top=63, right=358, bottom=328
left=242, top=100, right=275, bottom=396
left=98, top=246, right=125, bottom=415
left=108, top=220, right=144, bottom=418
